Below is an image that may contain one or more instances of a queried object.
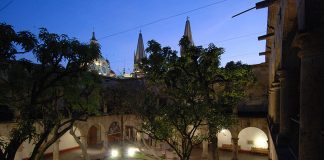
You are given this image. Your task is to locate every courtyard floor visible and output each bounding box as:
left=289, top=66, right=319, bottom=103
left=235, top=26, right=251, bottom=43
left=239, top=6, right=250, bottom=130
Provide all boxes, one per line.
left=45, top=147, right=268, bottom=160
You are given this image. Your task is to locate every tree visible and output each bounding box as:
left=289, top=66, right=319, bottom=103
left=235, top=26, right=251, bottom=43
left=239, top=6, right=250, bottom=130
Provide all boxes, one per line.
left=207, top=61, right=255, bottom=160
left=70, top=127, right=90, bottom=160
left=0, top=23, right=101, bottom=160
left=134, top=38, right=225, bottom=160
left=0, top=23, right=36, bottom=62
left=136, top=37, right=255, bottom=160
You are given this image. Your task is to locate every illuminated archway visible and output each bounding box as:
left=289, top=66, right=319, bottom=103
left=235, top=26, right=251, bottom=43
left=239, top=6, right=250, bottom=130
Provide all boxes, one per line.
left=238, top=127, right=268, bottom=151
left=217, top=129, right=232, bottom=149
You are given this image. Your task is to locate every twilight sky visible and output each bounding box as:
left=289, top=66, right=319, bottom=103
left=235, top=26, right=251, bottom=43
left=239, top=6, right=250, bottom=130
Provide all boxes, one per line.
left=1, top=0, right=267, bottom=75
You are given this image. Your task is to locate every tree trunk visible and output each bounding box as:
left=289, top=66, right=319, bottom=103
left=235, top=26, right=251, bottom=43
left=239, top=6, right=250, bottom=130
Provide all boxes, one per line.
left=182, top=150, right=191, bottom=160
left=209, top=126, right=220, bottom=160
left=29, top=130, right=52, bottom=160
left=3, top=140, right=22, bottom=160
left=70, top=128, right=90, bottom=160
left=32, top=145, right=48, bottom=160
left=3, top=120, right=34, bottom=160
left=30, top=123, right=74, bottom=160
left=210, top=136, right=219, bottom=160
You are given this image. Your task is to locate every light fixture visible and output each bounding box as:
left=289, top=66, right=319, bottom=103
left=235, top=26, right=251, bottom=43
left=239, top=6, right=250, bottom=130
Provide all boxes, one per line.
left=127, top=147, right=139, bottom=157
left=111, top=149, right=119, bottom=158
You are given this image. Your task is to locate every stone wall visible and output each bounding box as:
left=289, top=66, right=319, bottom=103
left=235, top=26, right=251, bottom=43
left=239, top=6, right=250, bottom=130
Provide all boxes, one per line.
left=263, top=0, right=324, bottom=159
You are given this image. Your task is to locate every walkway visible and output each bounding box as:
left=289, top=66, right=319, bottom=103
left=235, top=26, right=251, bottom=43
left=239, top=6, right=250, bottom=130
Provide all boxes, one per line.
left=45, top=147, right=268, bottom=160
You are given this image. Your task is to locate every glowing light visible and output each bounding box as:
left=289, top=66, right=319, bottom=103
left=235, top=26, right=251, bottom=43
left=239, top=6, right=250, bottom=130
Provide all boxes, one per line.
left=220, top=129, right=228, bottom=136
left=127, top=147, right=139, bottom=157
left=111, top=149, right=119, bottom=158
left=254, top=137, right=268, bottom=148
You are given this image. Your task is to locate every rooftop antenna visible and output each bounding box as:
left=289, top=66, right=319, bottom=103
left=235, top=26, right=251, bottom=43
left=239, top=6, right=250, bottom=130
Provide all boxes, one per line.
left=187, top=16, right=190, bottom=20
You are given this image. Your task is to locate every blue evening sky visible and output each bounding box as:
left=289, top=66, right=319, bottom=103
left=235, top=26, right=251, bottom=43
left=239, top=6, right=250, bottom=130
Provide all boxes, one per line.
left=1, top=0, right=267, bottom=75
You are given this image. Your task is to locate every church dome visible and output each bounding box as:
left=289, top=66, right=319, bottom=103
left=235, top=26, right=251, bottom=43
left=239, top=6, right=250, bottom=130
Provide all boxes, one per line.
left=89, top=55, right=111, bottom=77
left=87, top=31, right=113, bottom=77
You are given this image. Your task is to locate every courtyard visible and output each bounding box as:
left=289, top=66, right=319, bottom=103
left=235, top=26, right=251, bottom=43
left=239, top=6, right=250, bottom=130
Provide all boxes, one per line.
left=45, top=147, right=268, bottom=160
left=2, top=0, right=324, bottom=160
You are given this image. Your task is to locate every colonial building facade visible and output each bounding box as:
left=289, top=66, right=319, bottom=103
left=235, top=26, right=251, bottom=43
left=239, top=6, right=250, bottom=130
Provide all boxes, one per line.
left=259, top=0, right=324, bottom=160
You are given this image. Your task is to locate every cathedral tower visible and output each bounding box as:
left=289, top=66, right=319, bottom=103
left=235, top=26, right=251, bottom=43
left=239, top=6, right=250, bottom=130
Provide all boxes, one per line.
left=180, top=17, right=194, bottom=57
left=90, top=31, right=98, bottom=45
left=133, top=31, right=145, bottom=77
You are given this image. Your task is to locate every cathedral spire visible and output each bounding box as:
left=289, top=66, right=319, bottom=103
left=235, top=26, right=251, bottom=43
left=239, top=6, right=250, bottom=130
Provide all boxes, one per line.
left=184, top=16, right=193, bottom=45
left=134, top=31, right=145, bottom=65
left=90, top=31, right=98, bottom=44
left=133, top=31, right=145, bottom=77
left=181, top=17, right=194, bottom=56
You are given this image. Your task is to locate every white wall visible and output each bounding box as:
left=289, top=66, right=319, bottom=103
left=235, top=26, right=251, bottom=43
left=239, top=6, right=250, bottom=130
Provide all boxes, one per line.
left=22, top=140, right=39, bottom=159
left=238, top=127, right=268, bottom=150
left=217, top=129, right=232, bottom=147
left=22, top=127, right=81, bottom=159
left=59, top=127, right=81, bottom=150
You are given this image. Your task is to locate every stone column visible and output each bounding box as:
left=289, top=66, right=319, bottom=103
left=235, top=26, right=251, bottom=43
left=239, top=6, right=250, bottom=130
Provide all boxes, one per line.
left=268, top=90, right=274, bottom=121
left=53, top=139, right=60, bottom=160
left=103, top=134, right=108, bottom=150
left=230, top=124, right=239, bottom=160
left=269, top=82, right=280, bottom=124
left=277, top=70, right=289, bottom=145
left=202, top=140, right=209, bottom=159
left=80, top=135, right=88, bottom=149
left=297, top=32, right=324, bottom=160
left=267, top=140, right=271, bottom=159
left=231, top=137, right=239, bottom=160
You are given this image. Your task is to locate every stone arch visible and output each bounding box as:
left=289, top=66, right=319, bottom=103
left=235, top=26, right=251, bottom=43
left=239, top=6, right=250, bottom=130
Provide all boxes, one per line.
left=237, top=118, right=269, bottom=138
left=217, top=129, right=232, bottom=149
left=238, top=127, right=268, bottom=152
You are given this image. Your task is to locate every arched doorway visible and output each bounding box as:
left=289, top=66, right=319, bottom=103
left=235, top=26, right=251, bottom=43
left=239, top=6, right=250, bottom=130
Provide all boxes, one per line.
left=107, top=121, right=121, bottom=143
left=217, top=129, right=232, bottom=150
left=238, top=127, right=268, bottom=154
left=87, top=125, right=101, bottom=147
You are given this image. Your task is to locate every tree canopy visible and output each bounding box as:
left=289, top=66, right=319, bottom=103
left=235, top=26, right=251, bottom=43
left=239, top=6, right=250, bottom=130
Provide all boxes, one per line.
left=135, top=37, right=255, bottom=160
left=0, top=23, right=101, bottom=160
